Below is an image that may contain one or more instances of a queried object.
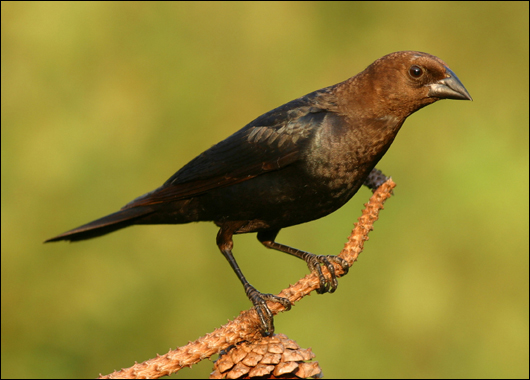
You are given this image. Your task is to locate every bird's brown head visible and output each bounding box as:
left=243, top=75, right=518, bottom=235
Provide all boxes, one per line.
left=339, top=51, right=472, bottom=121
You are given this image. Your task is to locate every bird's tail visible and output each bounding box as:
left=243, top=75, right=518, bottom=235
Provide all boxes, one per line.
left=44, top=206, right=155, bottom=243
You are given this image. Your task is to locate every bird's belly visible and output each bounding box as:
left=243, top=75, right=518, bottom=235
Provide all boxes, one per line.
left=192, top=163, right=368, bottom=233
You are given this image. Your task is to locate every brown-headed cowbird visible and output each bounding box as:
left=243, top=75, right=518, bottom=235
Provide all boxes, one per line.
left=46, top=51, right=472, bottom=335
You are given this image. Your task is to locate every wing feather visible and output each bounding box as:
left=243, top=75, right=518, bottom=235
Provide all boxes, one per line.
left=124, top=92, right=333, bottom=208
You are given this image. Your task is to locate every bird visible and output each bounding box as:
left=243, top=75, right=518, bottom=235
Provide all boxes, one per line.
left=45, top=51, right=472, bottom=335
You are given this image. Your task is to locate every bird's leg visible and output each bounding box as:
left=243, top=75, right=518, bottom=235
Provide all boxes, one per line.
left=217, top=226, right=291, bottom=336
left=363, top=168, right=389, bottom=192
left=257, top=230, right=349, bottom=294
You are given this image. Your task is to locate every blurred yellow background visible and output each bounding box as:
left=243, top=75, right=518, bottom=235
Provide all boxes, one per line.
left=2, top=2, right=528, bottom=378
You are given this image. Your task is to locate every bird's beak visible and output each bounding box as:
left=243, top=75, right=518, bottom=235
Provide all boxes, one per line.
left=428, top=67, right=472, bottom=101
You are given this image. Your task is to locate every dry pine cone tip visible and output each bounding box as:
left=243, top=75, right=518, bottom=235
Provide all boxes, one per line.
left=210, top=334, right=322, bottom=379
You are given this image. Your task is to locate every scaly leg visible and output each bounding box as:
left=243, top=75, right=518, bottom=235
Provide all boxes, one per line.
left=217, top=225, right=291, bottom=336
left=257, top=230, right=349, bottom=294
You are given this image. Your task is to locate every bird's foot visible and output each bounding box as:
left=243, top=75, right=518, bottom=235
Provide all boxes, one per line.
left=305, top=254, right=350, bottom=294
left=363, top=168, right=389, bottom=192
left=244, top=284, right=291, bottom=336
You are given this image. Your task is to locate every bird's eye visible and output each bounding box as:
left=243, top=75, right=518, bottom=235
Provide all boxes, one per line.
left=409, top=65, right=423, bottom=78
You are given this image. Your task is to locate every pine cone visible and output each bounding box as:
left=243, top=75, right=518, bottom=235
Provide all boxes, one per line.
left=210, top=334, right=322, bottom=379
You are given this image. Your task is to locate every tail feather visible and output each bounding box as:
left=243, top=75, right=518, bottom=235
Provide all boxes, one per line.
left=45, top=206, right=155, bottom=243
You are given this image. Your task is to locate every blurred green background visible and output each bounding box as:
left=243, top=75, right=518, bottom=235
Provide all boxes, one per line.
left=2, top=2, right=528, bottom=378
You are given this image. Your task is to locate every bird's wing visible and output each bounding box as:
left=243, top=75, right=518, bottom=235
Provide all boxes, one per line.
left=123, top=94, right=335, bottom=208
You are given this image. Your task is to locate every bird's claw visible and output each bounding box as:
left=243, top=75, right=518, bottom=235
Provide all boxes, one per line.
left=305, top=254, right=349, bottom=294
left=245, top=284, right=291, bottom=336
left=363, top=168, right=389, bottom=192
